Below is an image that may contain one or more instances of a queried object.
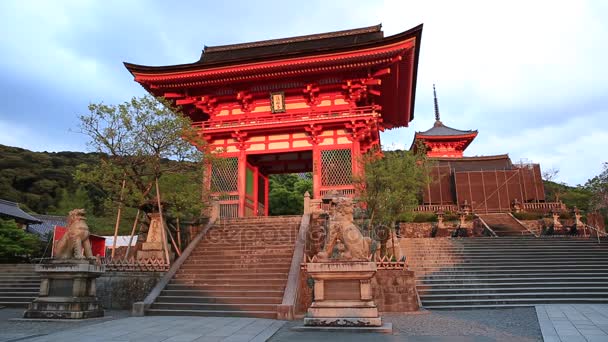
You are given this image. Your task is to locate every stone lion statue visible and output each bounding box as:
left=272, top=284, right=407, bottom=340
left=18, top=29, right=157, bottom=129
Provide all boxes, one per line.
left=316, top=198, right=371, bottom=261
left=54, top=209, right=94, bottom=259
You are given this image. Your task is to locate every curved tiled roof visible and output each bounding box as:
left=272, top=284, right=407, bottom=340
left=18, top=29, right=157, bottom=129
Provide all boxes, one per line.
left=27, top=214, right=66, bottom=237
left=0, top=199, right=42, bottom=224
left=417, top=120, right=477, bottom=137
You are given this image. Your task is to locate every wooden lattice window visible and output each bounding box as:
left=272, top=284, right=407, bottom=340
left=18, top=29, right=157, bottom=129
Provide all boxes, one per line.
left=211, top=157, right=238, bottom=192
left=321, top=149, right=352, bottom=186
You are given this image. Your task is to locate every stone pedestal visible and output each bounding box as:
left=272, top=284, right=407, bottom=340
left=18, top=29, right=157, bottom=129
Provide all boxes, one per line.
left=24, top=259, right=105, bottom=319
left=304, top=261, right=384, bottom=327
left=137, top=213, right=171, bottom=261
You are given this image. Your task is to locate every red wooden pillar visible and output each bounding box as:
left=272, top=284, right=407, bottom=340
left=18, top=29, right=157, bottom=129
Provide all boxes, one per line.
left=253, top=166, right=259, bottom=216
left=312, top=144, right=321, bottom=199
left=351, top=138, right=361, bottom=180
left=264, top=174, right=270, bottom=216
left=237, top=150, right=247, bottom=217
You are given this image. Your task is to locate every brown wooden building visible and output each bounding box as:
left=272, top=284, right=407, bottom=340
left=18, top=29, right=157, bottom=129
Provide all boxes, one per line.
left=414, top=86, right=546, bottom=213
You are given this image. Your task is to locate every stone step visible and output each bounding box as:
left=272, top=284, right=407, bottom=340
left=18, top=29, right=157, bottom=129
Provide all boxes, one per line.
left=178, top=267, right=290, bottom=273
left=155, top=295, right=282, bottom=304
left=174, top=272, right=288, bottom=279
left=419, top=287, right=608, bottom=294
left=151, top=302, right=278, bottom=312
left=166, top=283, right=286, bottom=292
left=0, top=296, right=36, bottom=302
left=409, top=263, right=608, bottom=269
left=170, top=278, right=287, bottom=286
left=194, top=244, right=297, bottom=251
left=146, top=308, right=278, bottom=319
left=419, top=276, right=608, bottom=284
left=409, top=268, right=608, bottom=274
left=420, top=292, right=608, bottom=299
left=0, top=301, right=33, bottom=308
left=0, top=282, right=41, bottom=287
left=182, top=261, right=292, bottom=267
left=178, top=265, right=290, bottom=272
left=422, top=297, right=608, bottom=307
left=417, top=281, right=608, bottom=289
left=188, top=250, right=293, bottom=261
left=160, top=289, right=283, bottom=297
left=0, top=287, right=39, bottom=292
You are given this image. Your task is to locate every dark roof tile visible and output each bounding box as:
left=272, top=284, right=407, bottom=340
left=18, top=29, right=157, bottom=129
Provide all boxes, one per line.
left=417, top=120, right=477, bottom=137
left=0, top=199, right=42, bottom=224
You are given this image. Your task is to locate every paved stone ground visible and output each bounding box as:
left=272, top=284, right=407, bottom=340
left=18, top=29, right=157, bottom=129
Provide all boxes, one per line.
left=536, top=304, right=608, bottom=342
left=0, top=308, right=131, bottom=342
left=0, top=309, right=284, bottom=342
left=271, top=308, right=543, bottom=341
left=12, top=306, right=608, bottom=341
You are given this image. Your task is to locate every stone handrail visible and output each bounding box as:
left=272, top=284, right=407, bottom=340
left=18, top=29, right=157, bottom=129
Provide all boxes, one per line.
left=475, top=216, right=498, bottom=237
left=508, top=213, right=539, bottom=237
left=132, top=218, right=216, bottom=316
left=415, top=204, right=458, bottom=212
left=522, top=202, right=566, bottom=211
left=585, top=224, right=607, bottom=244
left=277, top=212, right=310, bottom=320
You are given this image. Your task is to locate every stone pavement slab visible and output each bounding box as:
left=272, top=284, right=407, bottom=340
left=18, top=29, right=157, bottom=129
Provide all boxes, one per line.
left=536, top=304, right=608, bottom=342
left=271, top=307, right=542, bottom=341
left=0, top=309, right=285, bottom=342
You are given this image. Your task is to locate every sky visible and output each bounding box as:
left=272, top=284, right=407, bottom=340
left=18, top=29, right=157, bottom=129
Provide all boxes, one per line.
left=0, top=0, right=606, bottom=186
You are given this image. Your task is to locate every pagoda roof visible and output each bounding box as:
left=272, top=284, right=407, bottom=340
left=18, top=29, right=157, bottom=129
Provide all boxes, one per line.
left=416, top=120, right=478, bottom=137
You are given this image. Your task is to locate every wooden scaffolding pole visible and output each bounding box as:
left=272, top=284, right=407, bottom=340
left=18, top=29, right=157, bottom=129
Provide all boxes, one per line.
left=111, top=176, right=127, bottom=259
left=124, top=209, right=140, bottom=260
left=155, top=177, right=171, bottom=264
left=176, top=216, right=182, bottom=251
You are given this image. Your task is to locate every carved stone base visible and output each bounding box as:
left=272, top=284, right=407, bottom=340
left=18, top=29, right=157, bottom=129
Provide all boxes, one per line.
left=304, top=262, right=382, bottom=327
left=23, top=259, right=105, bottom=319
left=304, top=317, right=382, bottom=327
left=23, top=297, right=103, bottom=319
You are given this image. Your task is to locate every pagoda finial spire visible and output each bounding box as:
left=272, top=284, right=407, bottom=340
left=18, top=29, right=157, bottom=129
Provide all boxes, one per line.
left=433, top=84, right=441, bottom=122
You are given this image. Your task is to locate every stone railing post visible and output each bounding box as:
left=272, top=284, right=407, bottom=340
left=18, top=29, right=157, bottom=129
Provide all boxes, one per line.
left=303, top=191, right=311, bottom=215
left=210, top=196, right=220, bottom=222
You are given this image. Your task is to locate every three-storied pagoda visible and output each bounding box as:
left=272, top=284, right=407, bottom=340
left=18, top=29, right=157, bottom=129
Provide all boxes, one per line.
left=125, top=24, right=423, bottom=217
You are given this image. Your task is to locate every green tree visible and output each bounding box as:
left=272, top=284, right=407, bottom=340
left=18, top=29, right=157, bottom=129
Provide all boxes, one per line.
left=76, top=95, right=209, bottom=218
left=585, top=162, right=608, bottom=225
left=268, top=173, right=312, bottom=215
left=355, top=148, right=431, bottom=255
left=0, top=219, right=42, bottom=261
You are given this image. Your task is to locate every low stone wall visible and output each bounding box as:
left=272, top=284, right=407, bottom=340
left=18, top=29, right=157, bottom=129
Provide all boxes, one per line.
left=399, top=222, right=468, bottom=238
left=295, top=268, right=419, bottom=314
left=97, top=271, right=164, bottom=310
left=296, top=269, right=313, bottom=315
left=372, top=269, right=419, bottom=312
left=399, top=222, right=434, bottom=238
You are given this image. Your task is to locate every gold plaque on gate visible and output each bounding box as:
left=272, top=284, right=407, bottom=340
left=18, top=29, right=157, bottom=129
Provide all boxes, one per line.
left=270, top=91, right=286, bottom=113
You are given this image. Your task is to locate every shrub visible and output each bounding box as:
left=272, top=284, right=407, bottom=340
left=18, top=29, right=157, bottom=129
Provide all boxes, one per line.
left=412, top=213, right=437, bottom=223
left=513, top=212, right=544, bottom=220
left=0, top=219, right=43, bottom=261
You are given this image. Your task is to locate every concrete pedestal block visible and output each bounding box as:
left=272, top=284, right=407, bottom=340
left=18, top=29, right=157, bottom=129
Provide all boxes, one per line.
left=23, top=259, right=105, bottom=319
left=304, top=261, right=386, bottom=329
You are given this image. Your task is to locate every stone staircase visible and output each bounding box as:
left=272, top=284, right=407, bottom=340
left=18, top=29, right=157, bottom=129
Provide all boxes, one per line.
left=146, top=215, right=301, bottom=318
left=0, top=264, right=39, bottom=307
left=402, top=237, right=608, bottom=309
left=477, top=213, right=534, bottom=237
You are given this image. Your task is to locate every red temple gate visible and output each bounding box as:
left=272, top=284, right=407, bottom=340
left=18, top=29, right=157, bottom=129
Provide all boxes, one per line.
left=125, top=24, right=423, bottom=217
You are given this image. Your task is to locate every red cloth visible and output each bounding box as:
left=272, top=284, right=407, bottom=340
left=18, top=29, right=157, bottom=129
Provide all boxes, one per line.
left=52, top=226, right=106, bottom=257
